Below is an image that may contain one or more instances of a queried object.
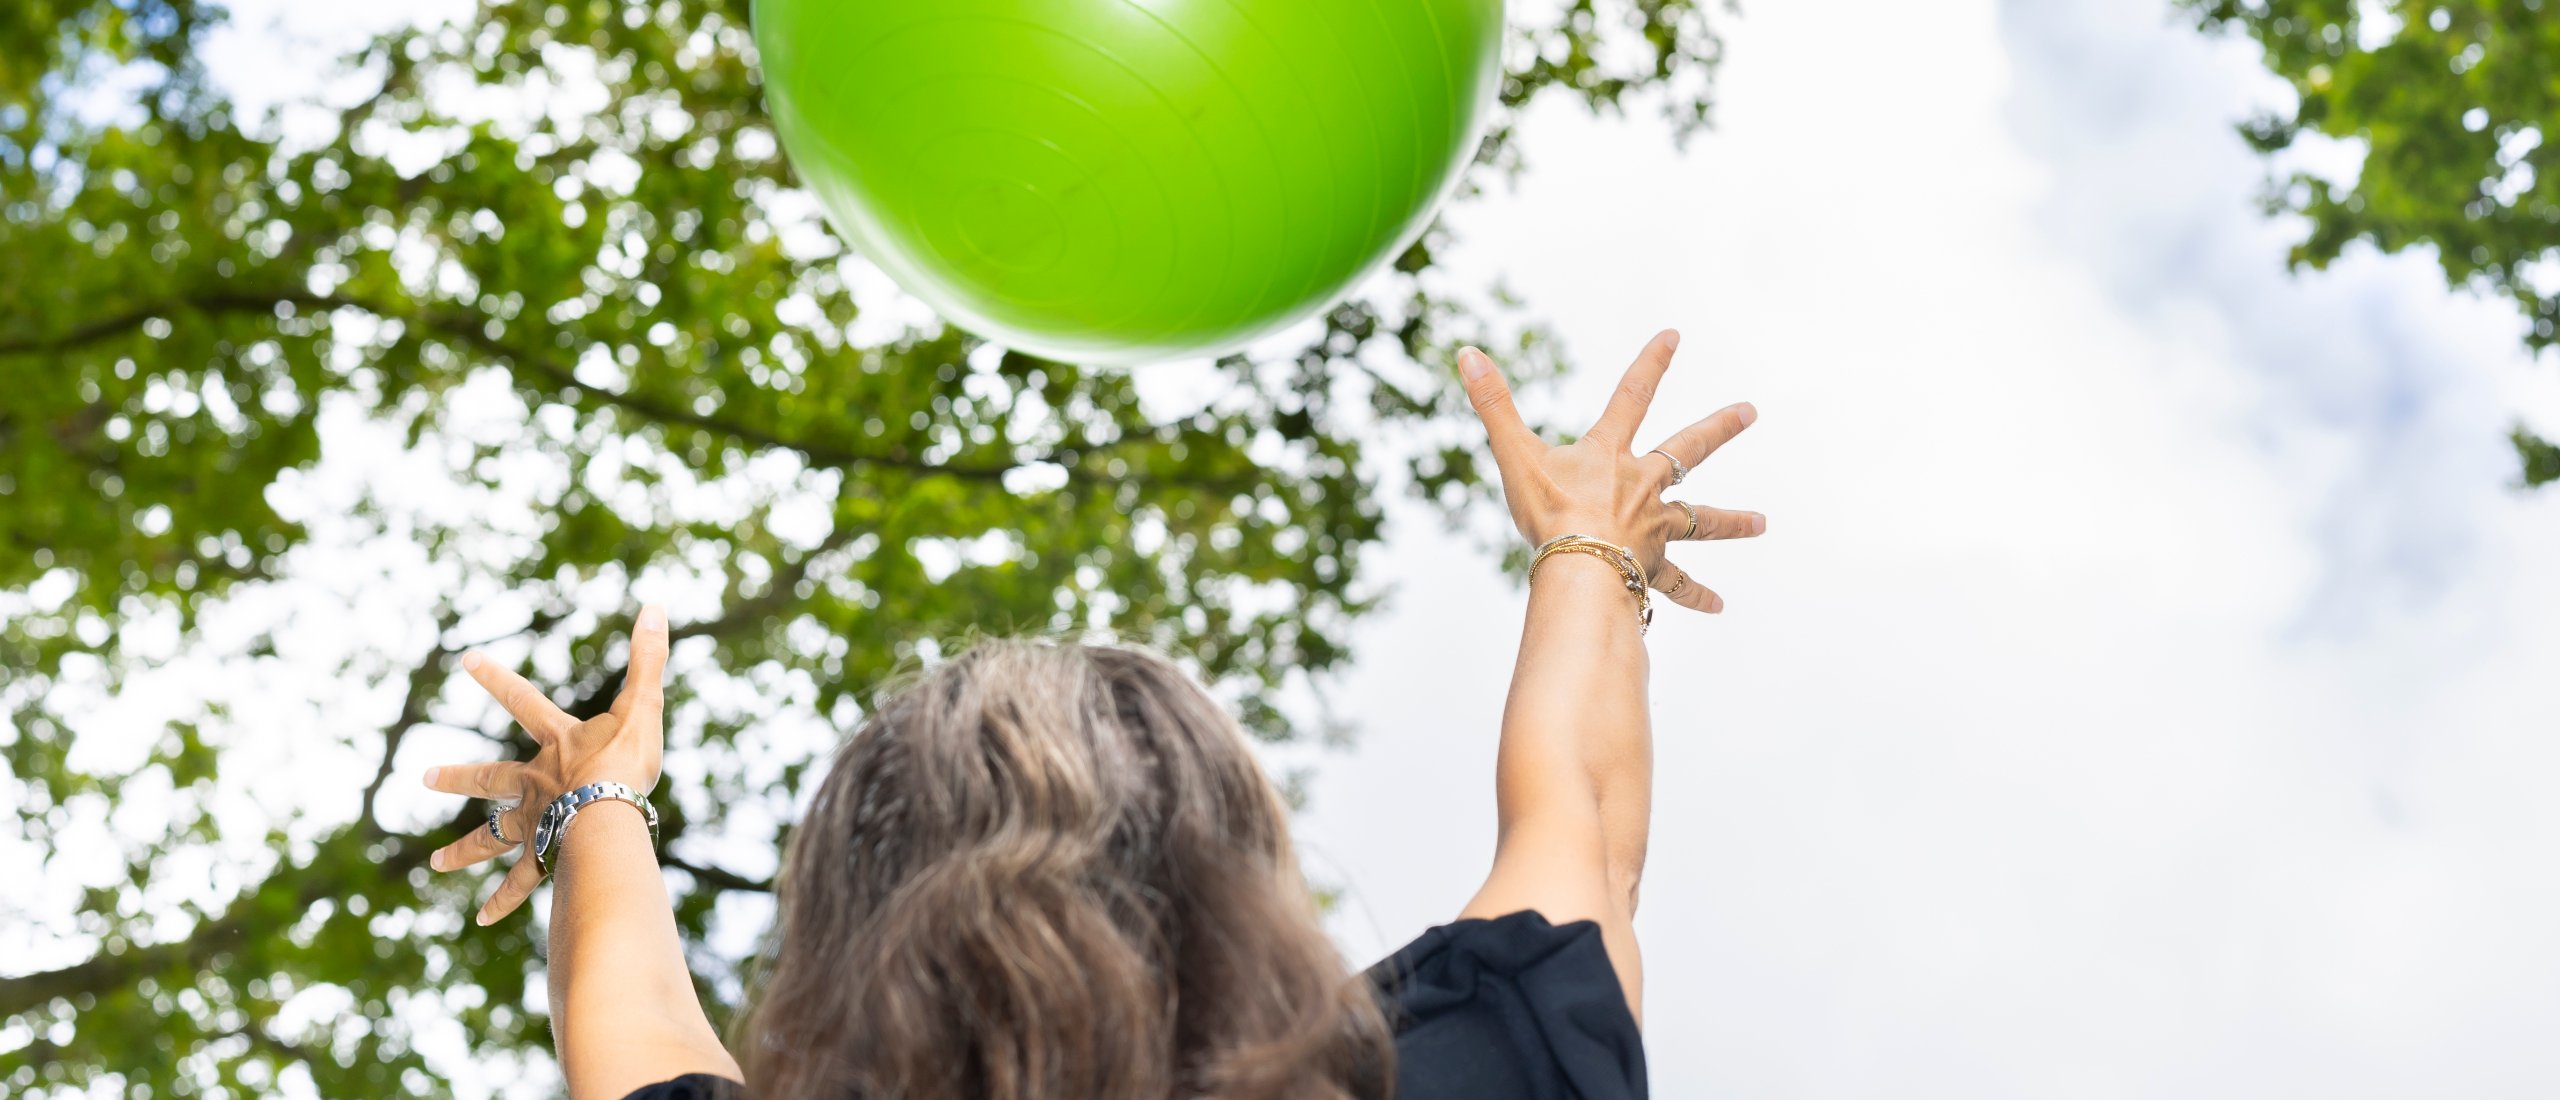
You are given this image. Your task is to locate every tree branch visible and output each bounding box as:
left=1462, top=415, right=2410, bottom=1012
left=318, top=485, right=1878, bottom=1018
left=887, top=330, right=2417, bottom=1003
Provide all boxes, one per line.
left=1, top=633, right=485, bottom=1022
left=399, top=303, right=1269, bottom=496
left=662, top=853, right=771, bottom=894
left=0, top=289, right=344, bottom=357
left=2, top=286, right=1243, bottom=490
left=0, top=841, right=374, bottom=1022
left=357, top=609, right=465, bottom=831
left=403, top=304, right=1024, bottom=483
left=0, top=571, right=825, bottom=1023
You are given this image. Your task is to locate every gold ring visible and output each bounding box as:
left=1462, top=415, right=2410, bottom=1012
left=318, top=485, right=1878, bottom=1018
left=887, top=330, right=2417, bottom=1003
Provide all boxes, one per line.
left=1673, top=500, right=1698, bottom=541
left=1661, top=570, right=1687, bottom=597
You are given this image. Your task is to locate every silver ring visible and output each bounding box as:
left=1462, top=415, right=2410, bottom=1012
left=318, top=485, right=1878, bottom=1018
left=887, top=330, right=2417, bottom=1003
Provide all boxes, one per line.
left=1673, top=500, right=1699, bottom=540
left=487, top=803, right=517, bottom=845
left=1648, top=448, right=1689, bottom=485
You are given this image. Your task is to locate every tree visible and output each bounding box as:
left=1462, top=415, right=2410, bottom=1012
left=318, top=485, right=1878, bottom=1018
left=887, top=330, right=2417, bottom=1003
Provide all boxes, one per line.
left=2184, top=0, right=2560, bottom=486
left=0, top=1, right=1728, bottom=1094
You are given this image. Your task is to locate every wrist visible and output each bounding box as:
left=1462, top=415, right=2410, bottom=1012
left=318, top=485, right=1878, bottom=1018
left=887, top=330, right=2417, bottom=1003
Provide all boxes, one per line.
left=1535, top=549, right=1633, bottom=585
left=554, top=756, right=657, bottom=798
left=551, top=798, right=651, bottom=871
left=533, top=780, right=660, bottom=874
left=1531, top=516, right=1657, bottom=557
left=561, top=771, right=656, bottom=797
left=1525, top=534, right=1654, bottom=636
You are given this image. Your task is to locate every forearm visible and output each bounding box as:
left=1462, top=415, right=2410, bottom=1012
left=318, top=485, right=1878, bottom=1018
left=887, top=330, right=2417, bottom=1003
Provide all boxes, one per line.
left=1497, top=555, right=1655, bottom=902
left=1450, top=331, right=1751, bottom=1026
left=547, top=802, right=741, bottom=1098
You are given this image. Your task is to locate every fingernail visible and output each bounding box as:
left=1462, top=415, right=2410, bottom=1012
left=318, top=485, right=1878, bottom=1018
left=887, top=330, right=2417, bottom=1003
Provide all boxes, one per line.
left=1752, top=514, right=1767, bottom=536
left=1736, top=403, right=1757, bottom=428
left=1457, top=347, right=1489, bottom=381
left=423, top=766, right=442, bottom=787
left=1709, top=594, right=1726, bottom=614
left=638, top=605, right=665, bottom=631
left=475, top=910, right=491, bottom=927
left=429, top=852, right=446, bottom=872
left=459, top=652, right=483, bottom=672
left=1662, top=329, right=1680, bottom=351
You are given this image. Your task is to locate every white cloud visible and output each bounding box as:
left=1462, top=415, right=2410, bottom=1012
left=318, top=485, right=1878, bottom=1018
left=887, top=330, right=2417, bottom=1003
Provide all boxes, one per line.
left=1299, top=1, right=2560, bottom=1096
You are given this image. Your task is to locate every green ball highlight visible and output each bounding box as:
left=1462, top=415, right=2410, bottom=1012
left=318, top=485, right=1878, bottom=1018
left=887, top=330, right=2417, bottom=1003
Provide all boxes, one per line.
left=752, top=0, right=1505, bottom=366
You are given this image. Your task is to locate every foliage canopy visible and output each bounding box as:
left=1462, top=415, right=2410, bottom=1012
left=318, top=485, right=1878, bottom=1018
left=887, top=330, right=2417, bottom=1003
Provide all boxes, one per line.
left=2186, top=0, right=2560, bottom=485
left=0, top=0, right=1728, bottom=1094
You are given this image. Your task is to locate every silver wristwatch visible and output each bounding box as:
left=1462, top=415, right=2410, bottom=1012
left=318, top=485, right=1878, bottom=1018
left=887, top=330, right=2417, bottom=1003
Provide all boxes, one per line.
left=531, top=781, right=659, bottom=875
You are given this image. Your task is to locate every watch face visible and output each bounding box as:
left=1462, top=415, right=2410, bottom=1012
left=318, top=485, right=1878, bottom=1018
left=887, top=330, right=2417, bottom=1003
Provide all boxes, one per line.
left=534, top=804, right=560, bottom=860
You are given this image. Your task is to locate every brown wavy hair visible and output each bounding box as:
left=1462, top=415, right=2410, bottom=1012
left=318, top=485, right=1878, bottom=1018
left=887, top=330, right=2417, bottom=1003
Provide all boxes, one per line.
left=733, top=639, right=1395, bottom=1099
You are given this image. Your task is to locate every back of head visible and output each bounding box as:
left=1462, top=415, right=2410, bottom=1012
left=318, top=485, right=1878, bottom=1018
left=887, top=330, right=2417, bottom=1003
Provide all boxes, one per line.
left=736, top=639, right=1393, bottom=1100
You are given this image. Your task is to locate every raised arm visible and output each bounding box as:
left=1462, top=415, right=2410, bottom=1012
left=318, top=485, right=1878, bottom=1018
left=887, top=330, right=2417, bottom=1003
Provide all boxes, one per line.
left=422, top=606, right=742, bottom=1097
left=1453, top=332, right=1762, bottom=1024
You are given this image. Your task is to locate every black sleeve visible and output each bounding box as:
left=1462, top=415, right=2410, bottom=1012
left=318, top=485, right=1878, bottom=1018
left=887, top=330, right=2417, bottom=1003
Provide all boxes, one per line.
left=621, top=1074, right=743, bottom=1100
left=1366, top=910, right=1648, bottom=1100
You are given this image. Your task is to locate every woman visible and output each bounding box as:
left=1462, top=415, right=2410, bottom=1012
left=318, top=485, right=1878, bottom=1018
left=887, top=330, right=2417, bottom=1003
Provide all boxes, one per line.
left=421, top=333, right=1763, bottom=1099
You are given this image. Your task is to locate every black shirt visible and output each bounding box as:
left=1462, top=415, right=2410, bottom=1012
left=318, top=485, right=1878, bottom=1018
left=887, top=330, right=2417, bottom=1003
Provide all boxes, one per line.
left=625, top=910, right=1645, bottom=1100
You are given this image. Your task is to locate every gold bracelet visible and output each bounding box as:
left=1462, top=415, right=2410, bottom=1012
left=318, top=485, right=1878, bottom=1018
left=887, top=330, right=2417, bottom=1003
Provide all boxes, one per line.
left=1528, top=534, right=1651, bottom=589
left=1526, top=534, right=1654, bottom=635
left=1532, top=541, right=1638, bottom=587
left=1544, top=546, right=1654, bottom=635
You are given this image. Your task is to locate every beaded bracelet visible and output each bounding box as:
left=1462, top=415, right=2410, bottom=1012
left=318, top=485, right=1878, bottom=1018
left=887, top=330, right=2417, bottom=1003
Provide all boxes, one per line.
left=1527, top=534, right=1654, bottom=636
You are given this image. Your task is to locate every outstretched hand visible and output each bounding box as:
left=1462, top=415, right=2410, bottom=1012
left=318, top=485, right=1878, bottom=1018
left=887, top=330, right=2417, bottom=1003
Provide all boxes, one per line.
left=422, top=605, right=670, bottom=925
left=1459, top=330, right=1763, bottom=614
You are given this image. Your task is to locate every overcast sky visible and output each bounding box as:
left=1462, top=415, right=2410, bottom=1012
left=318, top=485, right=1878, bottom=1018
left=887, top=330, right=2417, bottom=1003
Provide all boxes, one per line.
left=1297, top=1, right=2560, bottom=1097
left=108, top=0, right=2560, bottom=1096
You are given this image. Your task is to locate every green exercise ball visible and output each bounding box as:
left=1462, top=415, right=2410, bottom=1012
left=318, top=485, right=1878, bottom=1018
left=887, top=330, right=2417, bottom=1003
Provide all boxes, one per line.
left=752, top=0, right=1505, bottom=366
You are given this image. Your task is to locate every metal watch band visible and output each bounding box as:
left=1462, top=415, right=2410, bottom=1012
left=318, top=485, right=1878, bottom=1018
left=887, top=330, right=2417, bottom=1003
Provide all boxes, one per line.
left=532, top=781, right=659, bottom=875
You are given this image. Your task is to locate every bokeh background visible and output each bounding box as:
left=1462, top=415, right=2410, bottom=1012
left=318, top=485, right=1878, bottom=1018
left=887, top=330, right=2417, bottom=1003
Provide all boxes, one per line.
left=7, top=0, right=2559, bottom=1096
